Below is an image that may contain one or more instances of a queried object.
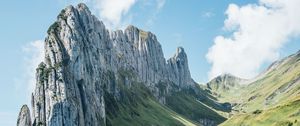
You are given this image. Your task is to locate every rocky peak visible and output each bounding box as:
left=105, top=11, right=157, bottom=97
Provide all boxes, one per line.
left=168, top=47, right=188, bottom=66
left=17, top=105, right=31, bottom=126
left=167, top=47, right=193, bottom=88
left=17, top=3, right=195, bottom=126
left=124, top=25, right=158, bottom=47
left=217, top=73, right=238, bottom=80
left=207, top=74, right=245, bottom=92
left=174, top=47, right=187, bottom=59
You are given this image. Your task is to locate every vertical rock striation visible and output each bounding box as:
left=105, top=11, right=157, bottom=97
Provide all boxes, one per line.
left=167, top=47, right=194, bottom=88
left=18, top=3, right=195, bottom=126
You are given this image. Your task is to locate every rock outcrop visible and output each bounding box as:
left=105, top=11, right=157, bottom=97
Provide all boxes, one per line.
left=207, top=74, right=246, bottom=92
left=167, top=47, right=194, bottom=88
left=17, top=105, right=31, bottom=126
left=18, top=3, right=195, bottom=126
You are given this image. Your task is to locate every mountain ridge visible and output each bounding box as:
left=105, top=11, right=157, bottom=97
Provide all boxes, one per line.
left=16, top=3, right=300, bottom=126
left=17, top=3, right=225, bottom=126
left=215, top=49, right=300, bottom=125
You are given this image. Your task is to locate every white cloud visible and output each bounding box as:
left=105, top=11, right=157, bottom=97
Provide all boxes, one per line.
left=58, top=0, right=166, bottom=29
left=206, top=0, right=300, bottom=80
left=92, top=0, right=137, bottom=29
left=59, top=0, right=137, bottom=29
left=22, top=40, right=44, bottom=93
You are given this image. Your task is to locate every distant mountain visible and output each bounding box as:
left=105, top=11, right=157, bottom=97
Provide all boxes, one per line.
left=206, top=74, right=247, bottom=101
left=219, top=50, right=300, bottom=125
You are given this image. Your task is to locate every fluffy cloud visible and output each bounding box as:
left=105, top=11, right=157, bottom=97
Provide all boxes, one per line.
left=91, top=0, right=166, bottom=29
left=206, top=0, right=300, bottom=80
left=22, top=40, right=44, bottom=93
left=59, top=0, right=166, bottom=29
left=92, top=0, right=137, bottom=29
left=58, top=0, right=137, bottom=29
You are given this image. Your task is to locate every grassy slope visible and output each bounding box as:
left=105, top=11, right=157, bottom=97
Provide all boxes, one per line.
left=105, top=82, right=199, bottom=126
left=206, top=75, right=247, bottom=104
left=221, top=98, right=300, bottom=126
left=220, top=51, right=300, bottom=125
left=166, top=91, right=227, bottom=125
left=104, top=69, right=199, bottom=126
left=236, top=52, right=300, bottom=112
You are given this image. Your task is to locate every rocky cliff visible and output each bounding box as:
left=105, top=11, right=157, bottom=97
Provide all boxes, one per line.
left=207, top=74, right=246, bottom=93
left=18, top=3, right=198, bottom=126
left=17, top=105, right=31, bottom=126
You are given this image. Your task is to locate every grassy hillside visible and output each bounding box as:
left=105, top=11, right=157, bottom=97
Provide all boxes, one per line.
left=166, top=88, right=227, bottom=125
left=103, top=68, right=229, bottom=126
left=219, top=51, right=300, bottom=125
left=235, top=51, right=300, bottom=112
left=206, top=74, right=247, bottom=103
left=221, top=97, right=300, bottom=126
left=104, top=50, right=300, bottom=126
left=103, top=69, right=203, bottom=126
left=104, top=80, right=199, bottom=126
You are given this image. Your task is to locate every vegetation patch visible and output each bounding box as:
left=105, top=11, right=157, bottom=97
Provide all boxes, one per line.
left=221, top=98, right=300, bottom=126
left=166, top=91, right=227, bottom=125
left=104, top=69, right=198, bottom=126
left=47, top=22, right=60, bottom=34
left=252, top=109, right=262, bottom=114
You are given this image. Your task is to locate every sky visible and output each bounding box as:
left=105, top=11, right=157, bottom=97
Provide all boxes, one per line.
left=1, top=0, right=300, bottom=125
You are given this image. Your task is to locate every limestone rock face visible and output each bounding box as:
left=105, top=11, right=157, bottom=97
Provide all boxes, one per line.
left=167, top=47, right=194, bottom=88
left=18, top=3, right=195, bottom=126
left=17, top=105, right=32, bottom=126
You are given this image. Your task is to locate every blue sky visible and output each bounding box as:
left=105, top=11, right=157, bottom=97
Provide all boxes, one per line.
left=1, top=0, right=300, bottom=125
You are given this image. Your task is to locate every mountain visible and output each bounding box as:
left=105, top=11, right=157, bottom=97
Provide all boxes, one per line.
left=16, top=3, right=300, bottom=126
left=206, top=74, right=247, bottom=102
left=17, top=105, right=31, bottom=126
left=16, top=3, right=226, bottom=126
left=216, top=50, right=300, bottom=125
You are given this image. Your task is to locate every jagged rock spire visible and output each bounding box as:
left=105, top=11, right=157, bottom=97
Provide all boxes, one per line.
left=17, top=105, right=31, bottom=126
left=167, top=47, right=193, bottom=88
